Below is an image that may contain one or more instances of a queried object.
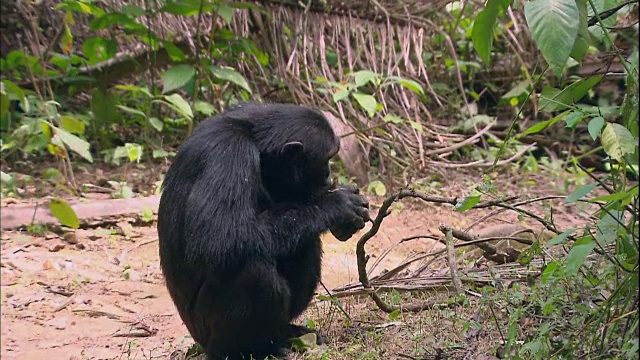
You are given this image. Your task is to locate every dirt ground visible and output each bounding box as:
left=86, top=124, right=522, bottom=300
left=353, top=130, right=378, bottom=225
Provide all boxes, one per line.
left=1, top=166, right=595, bottom=360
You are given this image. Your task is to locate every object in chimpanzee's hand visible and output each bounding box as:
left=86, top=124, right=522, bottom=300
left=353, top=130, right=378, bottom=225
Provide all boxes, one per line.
left=157, top=102, right=370, bottom=360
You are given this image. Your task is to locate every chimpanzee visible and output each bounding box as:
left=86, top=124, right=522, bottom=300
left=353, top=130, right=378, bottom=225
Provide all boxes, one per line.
left=157, top=103, right=370, bottom=360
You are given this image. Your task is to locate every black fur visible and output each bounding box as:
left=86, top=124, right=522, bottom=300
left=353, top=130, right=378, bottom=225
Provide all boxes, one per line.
left=157, top=103, right=369, bottom=359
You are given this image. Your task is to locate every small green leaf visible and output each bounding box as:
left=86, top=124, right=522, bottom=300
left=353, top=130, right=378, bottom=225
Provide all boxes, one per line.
left=565, top=237, right=596, bottom=276
left=162, top=65, right=196, bottom=94
left=383, top=114, right=405, bottom=124
left=564, top=182, right=597, bottom=204
left=353, top=70, right=378, bottom=88
left=217, top=6, right=234, bottom=23
left=454, top=195, right=481, bottom=212
left=522, top=112, right=565, bottom=136
left=117, top=105, right=147, bottom=119
left=386, top=76, right=424, bottom=95
left=541, top=261, right=560, bottom=283
left=367, top=180, right=387, bottom=196
left=209, top=65, right=252, bottom=93
left=564, top=111, right=586, bottom=128
left=162, top=41, right=186, bottom=62
left=148, top=117, right=163, bottom=132
left=601, top=123, right=637, bottom=162
left=546, top=228, right=577, bottom=247
left=1, top=171, right=13, bottom=185
left=290, top=333, right=317, bottom=351
left=49, top=198, right=80, bottom=229
left=587, top=116, right=605, bottom=140
left=352, top=93, right=377, bottom=118
left=332, top=89, right=350, bottom=103
left=163, top=94, right=193, bottom=118
left=389, top=309, right=401, bottom=320
left=194, top=101, right=215, bottom=116
left=595, top=210, right=624, bottom=246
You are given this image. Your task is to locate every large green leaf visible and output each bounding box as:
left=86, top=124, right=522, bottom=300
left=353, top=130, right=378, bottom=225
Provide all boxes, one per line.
left=209, top=65, right=252, bottom=93
left=570, top=0, right=590, bottom=62
left=49, top=198, right=80, bottom=229
left=472, top=0, right=499, bottom=65
left=524, top=0, right=580, bottom=77
left=601, top=123, right=637, bottom=162
left=60, top=115, right=86, bottom=135
left=52, top=125, right=93, bottom=163
left=162, top=65, right=196, bottom=94
left=539, top=75, right=603, bottom=111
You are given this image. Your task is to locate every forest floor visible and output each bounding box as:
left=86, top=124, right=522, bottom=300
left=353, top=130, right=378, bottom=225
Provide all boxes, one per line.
left=1, top=163, right=596, bottom=360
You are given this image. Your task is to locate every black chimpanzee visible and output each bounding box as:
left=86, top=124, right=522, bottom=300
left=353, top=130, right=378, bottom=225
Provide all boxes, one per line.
left=157, top=103, right=370, bottom=359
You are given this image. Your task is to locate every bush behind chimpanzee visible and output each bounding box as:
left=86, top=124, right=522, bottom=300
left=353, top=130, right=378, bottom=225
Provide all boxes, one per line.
left=157, top=103, right=370, bottom=359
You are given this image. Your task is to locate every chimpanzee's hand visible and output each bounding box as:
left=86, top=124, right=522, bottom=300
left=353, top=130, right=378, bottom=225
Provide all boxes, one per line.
left=320, top=185, right=370, bottom=241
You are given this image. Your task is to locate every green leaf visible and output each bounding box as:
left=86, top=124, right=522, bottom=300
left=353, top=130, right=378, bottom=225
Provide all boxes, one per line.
left=194, top=101, right=215, bottom=116
left=290, top=333, right=317, bottom=351
left=352, top=93, right=378, bottom=118
left=49, top=198, right=80, bottom=229
left=209, top=65, right=252, bottom=93
left=83, top=36, right=116, bottom=64
left=524, top=0, right=580, bottom=77
left=60, top=115, right=86, bottom=135
left=162, top=65, right=196, bottom=94
left=149, top=117, right=163, bottom=132
left=564, top=110, right=586, bottom=128
left=570, top=0, right=590, bottom=62
left=141, top=207, right=154, bottom=223
left=383, top=114, right=405, bottom=124
left=588, top=116, right=605, bottom=140
left=501, top=80, right=530, bottom=101
left=522, top=112, right=565, bottom=136
left=116, top=105, right=147, bottom=118
left=125, top=143, right=143, bottom=162
left=565, top=237, right=596, bottom=276
left=601, top=123, right=637, bottom=162
left=217, top=6, right=234, bottom=24
left=454, top=195, right=481, bottom=212
left=332, top=89, right=350, bottom=103
left=52, top=126, right=93, bottom=163
left=541, top=261, right=560, bottom=283
left=161, top=0, right=207, bottom=16
left=367, top=180, right=387, bottom=196
left=1, top=171, right=13, bottom=185
left=163, top=94, right=193, bottom=118
left=389, top=309, right=401, bottom=320
left=595, top=210, right=624, bottom=246
left=564, top=182, right=597, bottom=204
left=472, top=0, right=499, bottom=64
left=353, top=70, right=378, bottom=88
left=90, top=12, right=132, bottom=31
left=162, top=41, right=186, bottom=62
left=539, top=75, right=603, bottom=111
left=546, top=228, right=576, bottom=247
left=386, top=76, right=424, bottom=95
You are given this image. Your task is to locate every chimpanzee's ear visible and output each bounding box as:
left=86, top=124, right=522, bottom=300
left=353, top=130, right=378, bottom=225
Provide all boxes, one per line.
left=280, top=141, right=304, bottom=159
